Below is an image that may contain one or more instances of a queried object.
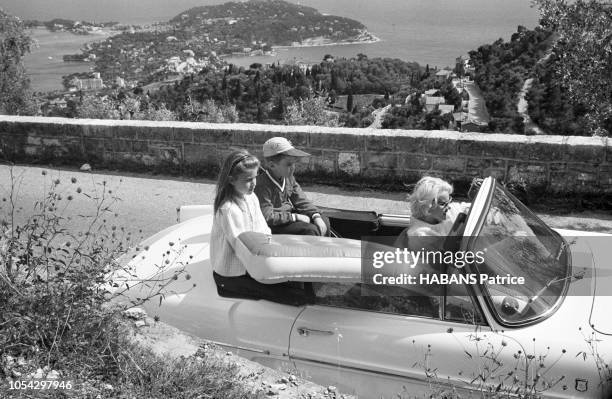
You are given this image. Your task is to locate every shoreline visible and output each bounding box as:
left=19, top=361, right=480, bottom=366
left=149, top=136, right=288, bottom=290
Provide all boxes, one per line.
left=272, top=34, right=381, bottom=50
left=28, top=26, right=120, bottom=40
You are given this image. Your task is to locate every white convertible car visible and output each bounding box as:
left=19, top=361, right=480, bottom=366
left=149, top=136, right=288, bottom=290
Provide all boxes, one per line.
left=118, top=177, right=612, bottom=399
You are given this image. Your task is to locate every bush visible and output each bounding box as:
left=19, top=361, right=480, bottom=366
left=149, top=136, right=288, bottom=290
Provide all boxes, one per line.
left=0, top=10, right=38, bottom=115
left=284, top=97, right=339, bottom=127
left=0, top=166, right=259, bottom=398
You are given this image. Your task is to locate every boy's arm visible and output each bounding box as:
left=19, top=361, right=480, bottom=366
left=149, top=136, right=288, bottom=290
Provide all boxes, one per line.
left=254, top=181, right=294, bottom=226
left=289, top=177, right=320, bottom=219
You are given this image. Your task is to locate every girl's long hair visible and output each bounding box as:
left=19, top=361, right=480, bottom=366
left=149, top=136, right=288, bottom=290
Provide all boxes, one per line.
left=214, top=150, right=260, bottom=213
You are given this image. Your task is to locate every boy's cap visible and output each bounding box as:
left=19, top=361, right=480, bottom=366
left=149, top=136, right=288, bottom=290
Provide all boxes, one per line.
left=263, top=137, right=310, bottom=157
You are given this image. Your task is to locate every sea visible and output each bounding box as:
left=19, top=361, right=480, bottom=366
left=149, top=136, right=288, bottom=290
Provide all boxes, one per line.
left=0, top=0, right=540, bottom=92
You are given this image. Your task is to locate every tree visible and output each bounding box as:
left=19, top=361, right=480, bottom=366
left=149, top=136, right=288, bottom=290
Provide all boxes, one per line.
left=285, top=97, right=339, bottom=127
left=141, top=103, right=176, bottom=121
left=0, top=10, right=37, bottom=115
left=76, top=95, right=120, bottom=119
left=454, top=59, right=465, bottom=77
left=532, top=0, right=612, bottom=135
left=346, top=92, right=354, bottom=112
left=182, top=98, right=238, bottom=123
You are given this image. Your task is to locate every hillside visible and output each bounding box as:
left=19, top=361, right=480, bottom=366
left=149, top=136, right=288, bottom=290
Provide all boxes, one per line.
left=83, top=0, right=374, bottom=84
left=468, top=25, right=552, bottom=134
left=170, top=0, right=367, bottom=46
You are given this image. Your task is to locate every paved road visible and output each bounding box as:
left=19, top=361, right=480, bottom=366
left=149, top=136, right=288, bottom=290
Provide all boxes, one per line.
left=517, top=78, right=545, bottom=135
left=463, top=80, right=490, bottom=125
left=1, top=165, right=611, bottom=241
left=368, top=104, right=392, bottom=129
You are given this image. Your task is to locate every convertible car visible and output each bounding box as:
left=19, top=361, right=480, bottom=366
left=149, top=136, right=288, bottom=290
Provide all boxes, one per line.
left=116, top=177, right=612, bottom=399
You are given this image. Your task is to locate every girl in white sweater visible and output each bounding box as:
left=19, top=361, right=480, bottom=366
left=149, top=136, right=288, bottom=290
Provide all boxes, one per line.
left=210, top=150, right=307, bottom=305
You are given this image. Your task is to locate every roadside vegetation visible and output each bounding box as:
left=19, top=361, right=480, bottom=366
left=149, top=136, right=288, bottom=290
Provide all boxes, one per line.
left=0, top=10, right=38, bottom=116
left=2, top=0, right=611, bottom=136
left=473, top=0, right=611, bottom=136
left=48, top=55, right=423, bottom=127
left=468, top=25, right=553, bottom=134
left=415, top=327, right=611, bottom=399
left=0, top=166, right=263, bottom=398
left=527, top=0, right=612, bottom=136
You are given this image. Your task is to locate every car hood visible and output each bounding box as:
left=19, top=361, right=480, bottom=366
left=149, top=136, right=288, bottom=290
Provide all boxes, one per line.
left=555, top=229, right=612, bottom=335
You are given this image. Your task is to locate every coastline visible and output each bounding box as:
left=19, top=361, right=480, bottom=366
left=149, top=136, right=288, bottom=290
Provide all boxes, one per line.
left=24, top=27, right=111, bottom=92
left=272, top=32, right=381, bottom=50
left=28, top=25, right=120, bottom=37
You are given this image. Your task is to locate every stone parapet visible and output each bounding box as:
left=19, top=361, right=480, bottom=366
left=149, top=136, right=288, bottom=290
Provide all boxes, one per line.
left=0, top=115, right=610, bottom=195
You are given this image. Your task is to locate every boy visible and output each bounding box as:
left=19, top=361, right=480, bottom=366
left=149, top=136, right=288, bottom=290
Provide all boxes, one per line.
left=255, top=137, right=329, bottom=236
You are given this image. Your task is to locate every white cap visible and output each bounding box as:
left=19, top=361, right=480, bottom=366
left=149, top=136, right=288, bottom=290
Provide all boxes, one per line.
left=262, top=137, right=310, bottom=157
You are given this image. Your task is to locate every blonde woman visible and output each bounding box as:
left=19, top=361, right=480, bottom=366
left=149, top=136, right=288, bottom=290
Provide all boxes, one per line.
left=395, top=176, right=467, bottom=251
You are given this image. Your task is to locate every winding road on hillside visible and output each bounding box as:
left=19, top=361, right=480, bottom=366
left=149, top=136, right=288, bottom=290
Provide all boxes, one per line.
left=369, top=104, right=392, bottom=129
left=516, top=43, right=556, bottom=135
left=517, top=78, right=545, bottom=135
left=462, top=80, right=490, bottom=125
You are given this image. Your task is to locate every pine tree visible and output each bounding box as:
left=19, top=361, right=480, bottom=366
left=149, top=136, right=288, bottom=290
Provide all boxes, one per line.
left=346, top=92, right=354, bottom=112
left=233, top=78, right=242, bottom=99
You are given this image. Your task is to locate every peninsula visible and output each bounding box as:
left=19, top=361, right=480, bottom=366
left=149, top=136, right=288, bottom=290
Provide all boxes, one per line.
left=24, top=18, right=118, bottom=35
left=70, top=0, right=377, bottom=84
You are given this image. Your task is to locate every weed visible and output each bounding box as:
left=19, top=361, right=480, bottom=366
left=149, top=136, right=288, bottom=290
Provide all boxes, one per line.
left=0, top=164, right=261, bottom=398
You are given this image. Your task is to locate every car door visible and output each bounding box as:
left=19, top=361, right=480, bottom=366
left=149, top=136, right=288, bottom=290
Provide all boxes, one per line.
left=288, top=277, right=521, bottom=398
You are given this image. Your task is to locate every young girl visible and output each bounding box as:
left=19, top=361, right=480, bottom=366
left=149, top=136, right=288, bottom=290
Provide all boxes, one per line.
left=210, top=150, right=306, bottom=305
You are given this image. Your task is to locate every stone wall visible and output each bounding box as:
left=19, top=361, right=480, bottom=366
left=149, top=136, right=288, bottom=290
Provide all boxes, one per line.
left=0, top=115, right=610, bottom=195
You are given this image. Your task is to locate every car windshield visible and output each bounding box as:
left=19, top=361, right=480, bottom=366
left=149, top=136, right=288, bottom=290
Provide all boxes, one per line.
left=468, top=183, right=570, bottom=325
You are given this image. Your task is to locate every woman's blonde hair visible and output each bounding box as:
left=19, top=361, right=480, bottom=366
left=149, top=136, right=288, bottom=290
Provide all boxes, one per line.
left=214, top=150, right=260, bottom=213
left=409, top=176, right=453, bottom=220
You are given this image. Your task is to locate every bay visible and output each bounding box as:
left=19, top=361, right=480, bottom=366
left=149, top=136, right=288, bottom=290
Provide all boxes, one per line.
left=23, top=28, right=111, bottom=92
left=226, top=0, right=540, bottom=68
left=2, top=0, right=540, bottom=91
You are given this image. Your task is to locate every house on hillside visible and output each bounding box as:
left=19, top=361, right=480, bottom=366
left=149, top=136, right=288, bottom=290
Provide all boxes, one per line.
left=438, top=104, right=455, bottom=115
left=73, top=77, right=104, bottom=91
left=455, top=56, right=475, bottom=76
left=436, top=69, right=454, bottom=81
left=424, top=89, right=439, bottom=96
left=424, top=96, right=446, bottom=112
left=296, top=62, right=311, bottom=74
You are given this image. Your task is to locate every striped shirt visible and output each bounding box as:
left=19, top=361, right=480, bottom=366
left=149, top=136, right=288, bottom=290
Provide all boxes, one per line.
left=210, top=193, right=271, bottom=277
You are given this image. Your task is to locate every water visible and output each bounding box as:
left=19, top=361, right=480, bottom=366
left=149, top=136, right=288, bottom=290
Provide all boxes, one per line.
left=2, top=0, right=540, bottom=91
left=226, top=0, right=540, bottom=68
left=23, top=28, right=111, bottom=92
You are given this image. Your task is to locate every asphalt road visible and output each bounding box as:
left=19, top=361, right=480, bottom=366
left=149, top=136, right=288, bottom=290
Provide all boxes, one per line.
left=1, top=165, right=611, bottom=242
left=463, top=80, right=491, bottom=125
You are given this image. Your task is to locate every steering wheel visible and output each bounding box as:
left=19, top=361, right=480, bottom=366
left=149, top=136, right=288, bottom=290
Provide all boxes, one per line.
left=442, top=212, right=468, bottom=252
